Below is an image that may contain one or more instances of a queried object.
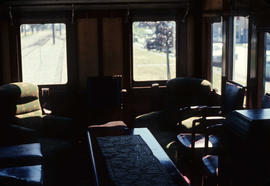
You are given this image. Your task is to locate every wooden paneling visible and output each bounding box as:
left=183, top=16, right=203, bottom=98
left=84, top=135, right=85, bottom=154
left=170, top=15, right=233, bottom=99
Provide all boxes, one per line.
left=186, top=16, right=195, bottom=76
left=77, top=18, right=99, bottom=88
left=203, top=0, right=223, bottom=11
left=0, top=21, right=11, bottom=84
left=102, top=17, right=123, bottom=76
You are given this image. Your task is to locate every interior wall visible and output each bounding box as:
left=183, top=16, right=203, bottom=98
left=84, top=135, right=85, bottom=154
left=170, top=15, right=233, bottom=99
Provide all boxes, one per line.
left=77, top=18, right=99, bottom=89
left=186, top=15, right=195, bottom=76
left=203, top=0, right=223, bottom=10
left=0, top=21, right=11, bottom=84
left=103, top=17, right=123, bottom=76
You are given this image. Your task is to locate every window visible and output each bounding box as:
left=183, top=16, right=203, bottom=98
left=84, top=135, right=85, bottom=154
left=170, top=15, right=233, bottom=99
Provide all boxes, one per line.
left=20, top=23, right=68, bottom=85
left=211, top=21, right=223, bottom=93
left=132, top=21, right=176, bottom=82
left=264, top=32, right=270, bottom=94
left=232, top=16, right=249, bottom=86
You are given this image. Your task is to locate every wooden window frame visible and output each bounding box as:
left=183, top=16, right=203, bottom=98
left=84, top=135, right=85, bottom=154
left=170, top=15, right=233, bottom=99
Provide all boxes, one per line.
left=129, top=11, right=179, bottom=88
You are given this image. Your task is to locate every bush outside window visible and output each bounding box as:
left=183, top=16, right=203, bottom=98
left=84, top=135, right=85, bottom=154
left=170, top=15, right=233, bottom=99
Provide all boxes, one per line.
left=132, top=21, right=176, bottom=82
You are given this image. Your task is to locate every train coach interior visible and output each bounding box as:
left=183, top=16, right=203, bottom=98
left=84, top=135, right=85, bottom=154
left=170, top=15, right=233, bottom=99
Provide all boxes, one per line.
left=1, top=0, right=270, bottom=185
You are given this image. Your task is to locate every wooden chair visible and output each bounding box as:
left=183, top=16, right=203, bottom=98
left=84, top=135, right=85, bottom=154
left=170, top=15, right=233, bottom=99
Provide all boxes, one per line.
left=177, top=81, right=246, bottom=185
left=201, top=93, right=270, bottom=186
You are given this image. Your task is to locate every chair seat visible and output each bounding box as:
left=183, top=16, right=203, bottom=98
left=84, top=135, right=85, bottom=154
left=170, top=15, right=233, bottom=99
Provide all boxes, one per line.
left=88, top=120, right=127, bottom=128
left=0, top=165, right=43, bottom=186
left=177, top=133, right=220, bottom=148
left=202, top=155, right=218, bottom=176
left=0, top=143, right=42, bottom=168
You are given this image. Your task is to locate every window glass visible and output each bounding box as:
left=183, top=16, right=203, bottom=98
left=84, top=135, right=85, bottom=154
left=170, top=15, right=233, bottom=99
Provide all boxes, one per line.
left=211, top=21, right=223, bottom=93
left=264, top=33, right=270, bottom=94
left=132, top=21, right=176, bottom=82
left=20, top=23, right=67, bottom=85
left=232, top=16, right=249, bottom=86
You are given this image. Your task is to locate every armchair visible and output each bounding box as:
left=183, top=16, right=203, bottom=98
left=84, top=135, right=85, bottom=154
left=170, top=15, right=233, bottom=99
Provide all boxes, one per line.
left=0, top=133, right=43, bottom=186
left=202, top=93, right=270, bottom=186
left=0, top=82, right=74, bottom=139
left=177, top=81, right=246, bottom=152
left=176, top=81, right=246, bottom=185
left=0, top=82, right=78, bottom=185
left=134, top=77, right=215, bottom=162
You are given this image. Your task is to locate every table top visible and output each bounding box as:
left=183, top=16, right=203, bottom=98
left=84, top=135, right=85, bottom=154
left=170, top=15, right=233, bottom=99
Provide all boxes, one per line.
left=234, top=108, right=270, bottom=121
left=87, top=127, right=189, bottom=186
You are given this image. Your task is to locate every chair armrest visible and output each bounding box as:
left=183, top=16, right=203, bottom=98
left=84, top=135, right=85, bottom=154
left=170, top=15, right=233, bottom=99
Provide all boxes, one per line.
left=41, top=115, right=75, bottom=139
left=43, top=108, right=52, bottom=115
left=0, top=124, right=38, bottom=146
left=178, top=105, right=211, bottom=120
left=191, top=116, right=225, bottom=131
left=200, top=106, right=222, bottom=117
left=206, top=124, right=224, bottom=134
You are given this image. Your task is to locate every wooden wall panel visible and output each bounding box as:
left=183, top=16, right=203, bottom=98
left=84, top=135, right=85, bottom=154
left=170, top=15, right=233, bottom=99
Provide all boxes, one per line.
left=102, top=17, right=123, bottom=76
left=77, top=18, right=99, bottom=88
left=203, top=0, right=223, bottom=11
left=0, top=21, right=11, bottom=84
left=187, top=16, right=195, bottom=76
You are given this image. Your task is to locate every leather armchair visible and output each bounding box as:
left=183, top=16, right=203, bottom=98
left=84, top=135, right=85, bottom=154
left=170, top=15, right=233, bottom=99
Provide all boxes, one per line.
left=0, top=165, right=43, bottom=186
left=0, top=143, right=43, bottom=186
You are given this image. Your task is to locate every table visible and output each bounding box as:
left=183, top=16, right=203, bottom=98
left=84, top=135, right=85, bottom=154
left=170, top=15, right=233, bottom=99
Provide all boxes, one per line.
left=87, top=127, right=189, bottom=186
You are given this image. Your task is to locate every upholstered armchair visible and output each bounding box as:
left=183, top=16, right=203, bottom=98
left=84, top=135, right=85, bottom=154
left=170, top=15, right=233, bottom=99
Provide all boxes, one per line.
left=0, top=82, right=74, bottom=139
left=134, top=77, right=216, bottom=162
left=135, top=77, right=215, bottom=131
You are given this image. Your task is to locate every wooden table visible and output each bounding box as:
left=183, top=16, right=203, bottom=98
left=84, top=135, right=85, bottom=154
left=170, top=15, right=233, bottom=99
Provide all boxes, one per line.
left=87, top=126, right=189, bottom=186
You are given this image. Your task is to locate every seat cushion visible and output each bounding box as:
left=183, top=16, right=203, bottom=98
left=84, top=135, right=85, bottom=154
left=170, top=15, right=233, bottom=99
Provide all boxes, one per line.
left=0, top=143, right=42, bottom=168
left=202, top=155, right=218, bottom=176
left=177, top=133, right=220, bottom=148
left=0, top=165, right=43, bottom=186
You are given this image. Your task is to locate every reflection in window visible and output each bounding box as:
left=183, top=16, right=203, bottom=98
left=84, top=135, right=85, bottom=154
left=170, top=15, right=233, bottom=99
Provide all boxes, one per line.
left=20, top=23, right=67, bottom=85
left=211, top=21, right=223, bottom=93
left=264, top=33, right=270, bottom=93
left=132, top=21, right=176, bottom=81
left=232, top=16, right=249, bottom=86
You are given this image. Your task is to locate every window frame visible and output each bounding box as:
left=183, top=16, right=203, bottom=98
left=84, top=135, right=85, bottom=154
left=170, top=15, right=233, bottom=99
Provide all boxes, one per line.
left=263, top=32, right=270, bottom=94
left=209, top=17, right=223, bottom=94
left=17, top=17, right=72, bottom=87
left=130, top=15, right=179, bottom=87
left=230, top=15, right=249, bottom=86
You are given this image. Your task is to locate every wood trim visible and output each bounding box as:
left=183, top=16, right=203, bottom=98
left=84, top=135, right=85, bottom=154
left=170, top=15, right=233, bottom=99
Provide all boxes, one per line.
left=257, top=32, right=265, bottom=108
left=178, top=17, right=187, bottom=77
left=98, top=17, right=104, bottom=76
left=193, top=0, right=203, bottom=78
left=122, top=11, right=131, bottom=89
left=246, top=22, right=258, bottom=109
left=204, top=17, right=212, bottom=81
left=9, top=24, right=20, bottom=82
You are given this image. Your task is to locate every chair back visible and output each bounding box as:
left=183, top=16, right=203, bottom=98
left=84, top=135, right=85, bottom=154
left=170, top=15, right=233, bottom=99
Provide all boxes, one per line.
left=87, top=76, right=122, bottom=108
left=166, top=77, right=213, bottom=108
left=222, top=81, right=246, bottom=114
left=262, top=93, right=270, bottom=108
left=0, top=82, right=43, bottom=123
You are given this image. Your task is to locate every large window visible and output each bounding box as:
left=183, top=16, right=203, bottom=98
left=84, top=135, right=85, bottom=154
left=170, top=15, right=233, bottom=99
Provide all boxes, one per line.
left=20, top=23, right=68, bottom=85
left=132, top=21, right=176, bottom=82
left=211, top=21, right=223, bottom=93
left=264, top=32, right=270, bottom=94
left=232, top=16, right=249, bottom=86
